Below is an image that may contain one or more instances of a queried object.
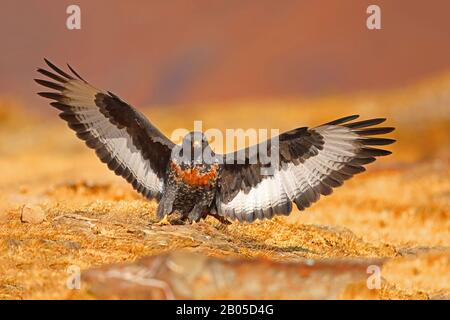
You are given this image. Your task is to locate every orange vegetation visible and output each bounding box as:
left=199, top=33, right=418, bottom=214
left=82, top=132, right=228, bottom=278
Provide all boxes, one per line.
left=0, top=72, right=449, bottom=299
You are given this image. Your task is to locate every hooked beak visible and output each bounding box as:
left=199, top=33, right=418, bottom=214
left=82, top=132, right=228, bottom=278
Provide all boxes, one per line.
left=193, top=140, right=201, bottom=147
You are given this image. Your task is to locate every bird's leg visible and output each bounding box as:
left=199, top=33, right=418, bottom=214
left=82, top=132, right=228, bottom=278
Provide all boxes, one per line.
left=156, top=201, right=171, bottom=219
left=155, top=191, right=175, bottom=223
left=187, top=204, right=204, bottom=223
left=154, top=198, right=174, bottom=226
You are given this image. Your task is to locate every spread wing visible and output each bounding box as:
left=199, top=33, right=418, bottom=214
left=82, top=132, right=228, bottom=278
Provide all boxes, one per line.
left=215, top=115, right=395, bottom=222
left=35, top=59, right=175, bottom=200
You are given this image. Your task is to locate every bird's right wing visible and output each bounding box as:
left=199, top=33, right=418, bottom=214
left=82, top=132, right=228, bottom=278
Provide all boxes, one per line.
left=35, top=59, right=175, bottom=200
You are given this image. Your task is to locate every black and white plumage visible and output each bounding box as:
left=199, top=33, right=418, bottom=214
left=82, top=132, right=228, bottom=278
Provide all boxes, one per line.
left=216, top=116, right=395, bottom=222
left=35, top=59, right=395, bottom=224
left=36, top=59, right=174, bottom=201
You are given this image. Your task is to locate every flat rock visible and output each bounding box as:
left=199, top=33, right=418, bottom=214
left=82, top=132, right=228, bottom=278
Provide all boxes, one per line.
left=20, top=204, right=45, bottom=224
left=82, top=251, right=386, bottom=299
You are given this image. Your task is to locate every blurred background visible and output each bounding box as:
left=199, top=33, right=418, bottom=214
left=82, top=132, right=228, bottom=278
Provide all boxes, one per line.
left=0, top=0, right=449, bottom=299
left=1, top=0, right=450, bottom=107
left=1, top=0, right=449, bottom=159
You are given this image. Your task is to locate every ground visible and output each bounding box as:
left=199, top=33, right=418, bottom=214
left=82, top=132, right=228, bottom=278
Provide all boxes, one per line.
left=0, top=74, right=449, bottom=299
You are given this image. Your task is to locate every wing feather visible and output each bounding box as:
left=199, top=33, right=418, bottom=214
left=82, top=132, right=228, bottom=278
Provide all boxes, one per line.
left=35, top=59, right=175, bottom=200
left=216, top=115, right=395, bottom=222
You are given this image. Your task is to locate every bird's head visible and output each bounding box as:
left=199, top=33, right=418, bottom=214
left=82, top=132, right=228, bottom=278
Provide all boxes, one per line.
left=183, top=131, right=209, bottom=152
left=173, top=131, right=213, bottom=165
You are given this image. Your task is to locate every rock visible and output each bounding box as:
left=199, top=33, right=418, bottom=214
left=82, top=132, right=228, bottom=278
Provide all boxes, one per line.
left=20, top=204, right=45, bottom=224
left=429, top=293, right=450, bottom=300
left=82, top=251, right=386, bottom=299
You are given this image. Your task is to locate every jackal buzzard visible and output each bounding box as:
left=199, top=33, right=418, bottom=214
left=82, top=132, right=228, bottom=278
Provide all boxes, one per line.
left=35, top=59, right=395, bottom=223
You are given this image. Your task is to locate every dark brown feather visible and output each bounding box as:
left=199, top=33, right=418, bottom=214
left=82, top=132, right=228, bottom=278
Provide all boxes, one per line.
left=322, top=114, right=359, bottom=126
left=345, top=118, right=386, bottom=129
left=34, top=79, right=65, bottom=91
left=44, top=58, right=74, bottom=80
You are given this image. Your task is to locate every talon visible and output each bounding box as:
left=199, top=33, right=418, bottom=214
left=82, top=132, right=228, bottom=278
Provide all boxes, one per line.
left=155, top=214, right=171, bottom=226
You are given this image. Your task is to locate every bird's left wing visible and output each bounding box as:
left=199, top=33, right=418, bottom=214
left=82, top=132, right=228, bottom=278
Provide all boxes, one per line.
left=35, top=59, right=175, bottom=200
left=215, top=115, right=395, bottom=222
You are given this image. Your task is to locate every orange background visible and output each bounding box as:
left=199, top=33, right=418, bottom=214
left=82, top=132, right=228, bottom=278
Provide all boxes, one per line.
left=1, top=0, right=450, bottom=107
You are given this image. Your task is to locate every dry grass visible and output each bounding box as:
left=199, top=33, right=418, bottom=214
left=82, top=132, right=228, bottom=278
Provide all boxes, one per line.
left=0, top=74, right=449, bottom=299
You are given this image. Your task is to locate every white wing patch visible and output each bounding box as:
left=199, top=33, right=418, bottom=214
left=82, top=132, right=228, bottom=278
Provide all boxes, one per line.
left=65, top=81, right=163, bottom=198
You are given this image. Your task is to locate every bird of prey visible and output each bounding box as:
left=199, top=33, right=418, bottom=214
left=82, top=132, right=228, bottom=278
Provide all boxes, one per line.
left=35, top=59, right=395, bottom=224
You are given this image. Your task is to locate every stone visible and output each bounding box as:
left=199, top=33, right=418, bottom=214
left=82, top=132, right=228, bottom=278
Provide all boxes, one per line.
left=20, top=204, right=45, bottom=224
left=82, top=251, right=386, bottom=299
